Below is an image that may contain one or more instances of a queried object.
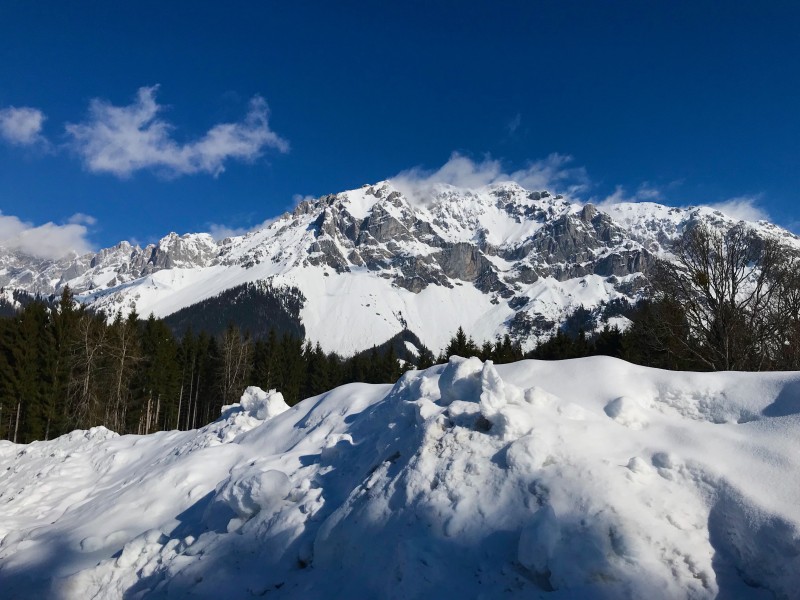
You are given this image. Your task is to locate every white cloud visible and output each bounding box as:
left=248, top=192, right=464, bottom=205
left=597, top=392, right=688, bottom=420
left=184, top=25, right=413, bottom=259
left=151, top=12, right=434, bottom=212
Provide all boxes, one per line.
left=0, top=106, right=48, bottom=147
left=597, top=183, right=664, bottom=206
left=67, top=213, right=97, bottom=226
left=208, top=214, right=281, bottom=240
left=207, top=223, right=249, bottom=241
left=707, top=195, right=769, bottom=222
left=65, top=86, right=289, bottom=178
left=597, top=185, right=770, bottom=223
left=390, top=152, right=588, bottom=204
left=0, top=212, right=95, bottom=260
left=506, top=113, right=522, bottom=134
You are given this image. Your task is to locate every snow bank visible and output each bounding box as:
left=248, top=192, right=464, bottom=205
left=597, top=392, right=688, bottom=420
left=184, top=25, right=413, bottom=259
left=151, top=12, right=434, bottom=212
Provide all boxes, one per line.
left=2, top=358, right=800, bottom=599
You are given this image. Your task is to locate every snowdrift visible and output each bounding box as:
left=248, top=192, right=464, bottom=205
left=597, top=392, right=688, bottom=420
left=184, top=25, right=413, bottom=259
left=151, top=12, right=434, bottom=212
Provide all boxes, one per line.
left=2, top=357, right=800, bottom=599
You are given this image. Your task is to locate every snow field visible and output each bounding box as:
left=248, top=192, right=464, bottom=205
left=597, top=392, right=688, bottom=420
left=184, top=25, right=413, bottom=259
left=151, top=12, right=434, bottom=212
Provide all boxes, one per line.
left=1, top=358, right=799, bottom=598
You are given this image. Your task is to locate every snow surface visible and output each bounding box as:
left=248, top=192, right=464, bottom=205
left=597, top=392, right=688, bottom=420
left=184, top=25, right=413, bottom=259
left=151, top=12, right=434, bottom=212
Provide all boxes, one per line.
left=2, top=359, right=800, bottom=599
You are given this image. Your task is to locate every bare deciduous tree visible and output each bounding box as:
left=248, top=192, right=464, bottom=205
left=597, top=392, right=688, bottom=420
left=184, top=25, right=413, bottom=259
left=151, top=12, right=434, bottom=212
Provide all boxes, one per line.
left=649, top=222, right=796, bottom=371
left=219, top=324, right=252, bottom=407
left=68, top=313, right=108, bottom=426
left=106, top=310, right=141, bottom=432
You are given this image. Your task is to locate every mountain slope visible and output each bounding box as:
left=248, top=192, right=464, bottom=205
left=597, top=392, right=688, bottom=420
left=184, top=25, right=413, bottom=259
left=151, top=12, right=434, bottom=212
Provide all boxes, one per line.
left=1, top=356, right=799, bottom=598
left=2, top=181, right=798, bottom=354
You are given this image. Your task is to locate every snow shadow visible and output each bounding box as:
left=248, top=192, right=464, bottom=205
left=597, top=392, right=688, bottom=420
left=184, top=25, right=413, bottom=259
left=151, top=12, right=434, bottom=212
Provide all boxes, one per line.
left=707, top=484, right=800, bottom=598
left=114, top=391, right=417, bottom=598
left=0, top=535, right=86, bottom=600
left=761, top=380, right=800, bottom=417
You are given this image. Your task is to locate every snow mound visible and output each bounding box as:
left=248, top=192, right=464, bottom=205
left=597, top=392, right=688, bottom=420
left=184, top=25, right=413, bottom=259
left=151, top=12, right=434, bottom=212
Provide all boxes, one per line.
left=211, top=466, right=291, bottom=521
left=238, top=386, right=289, bottom=420
left=2, top=358, right=800, bottom=599
left=604, top=395, right=649, bottom=429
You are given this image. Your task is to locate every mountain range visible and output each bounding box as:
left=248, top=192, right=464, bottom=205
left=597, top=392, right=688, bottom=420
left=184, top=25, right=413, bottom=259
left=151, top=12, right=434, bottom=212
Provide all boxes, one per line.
left=2, top=181, right=798, bottom=355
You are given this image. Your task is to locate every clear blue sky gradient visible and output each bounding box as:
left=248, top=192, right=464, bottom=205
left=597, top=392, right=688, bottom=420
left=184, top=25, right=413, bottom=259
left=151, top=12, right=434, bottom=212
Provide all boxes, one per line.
left=1, top=1, right=799, bottom=248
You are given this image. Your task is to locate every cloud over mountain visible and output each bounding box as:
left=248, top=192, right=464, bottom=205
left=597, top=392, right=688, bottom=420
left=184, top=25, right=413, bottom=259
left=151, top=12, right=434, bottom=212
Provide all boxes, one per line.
left=0, top=211, right=94, bottom=259
left=390, top=152, right=588, bottom=204
left=708, top=196, right=769, bottom=222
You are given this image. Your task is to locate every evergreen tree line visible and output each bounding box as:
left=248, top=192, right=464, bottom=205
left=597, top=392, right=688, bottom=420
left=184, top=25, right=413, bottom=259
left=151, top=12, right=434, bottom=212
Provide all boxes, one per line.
left=0, top=288, right=419, bottom=444
left=0, top=287, right=558, bottom=445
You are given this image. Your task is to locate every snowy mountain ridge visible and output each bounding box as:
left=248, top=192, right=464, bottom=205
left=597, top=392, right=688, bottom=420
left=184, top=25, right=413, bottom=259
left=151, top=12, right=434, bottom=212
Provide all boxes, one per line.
left=2, top=181, right=798, bottom=354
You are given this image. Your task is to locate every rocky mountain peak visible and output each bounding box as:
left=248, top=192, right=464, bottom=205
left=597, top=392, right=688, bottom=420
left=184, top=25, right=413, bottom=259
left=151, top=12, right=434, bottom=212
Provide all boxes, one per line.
left=2, top=180, right=798, bottom=355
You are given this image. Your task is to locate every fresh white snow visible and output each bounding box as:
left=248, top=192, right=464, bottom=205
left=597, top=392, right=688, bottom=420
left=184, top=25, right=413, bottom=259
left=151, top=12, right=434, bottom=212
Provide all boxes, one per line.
left=2, top=357, right=800, bottom=599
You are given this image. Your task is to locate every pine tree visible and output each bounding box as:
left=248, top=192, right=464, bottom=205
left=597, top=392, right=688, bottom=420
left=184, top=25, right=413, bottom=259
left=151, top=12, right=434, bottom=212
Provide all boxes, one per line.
left=380, top=345, right=401, bottom=382
left=304, top=342, right=333, bottom=397
left=445, top=327, right=480, bottom=359
left=253, top=329, right=279, bottom=391
left=414, top=344, right=436, bottom=369
left=135, top=314, right=180, bottom=433
left=50, top=286, right=80, bottom=437
left=277, top=333, right=304, bottom=405
left=0, top=302, right=56, bottom=442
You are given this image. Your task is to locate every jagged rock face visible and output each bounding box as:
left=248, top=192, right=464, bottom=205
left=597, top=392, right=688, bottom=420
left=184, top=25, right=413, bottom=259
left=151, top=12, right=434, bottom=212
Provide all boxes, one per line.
left=0, top=183, right=652, bottom=301
left=142, top=233, right=218, bottom=271
left=272, top=185, right=656, bottom=300
left=0, top=233, right=220, bottom=295
left=2, top=179, right=798, bottom=354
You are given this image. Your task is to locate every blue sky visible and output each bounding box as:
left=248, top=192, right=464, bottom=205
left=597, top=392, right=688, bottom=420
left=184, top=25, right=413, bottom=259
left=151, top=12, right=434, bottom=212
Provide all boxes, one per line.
left=1, top=1, right=799, bottom=257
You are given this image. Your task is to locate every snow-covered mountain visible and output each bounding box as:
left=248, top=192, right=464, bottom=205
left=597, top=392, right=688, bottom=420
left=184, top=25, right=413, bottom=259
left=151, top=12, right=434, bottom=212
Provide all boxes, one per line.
left=2, top=181, right=798, bottom=354
left=2, top=356, right=799, bottom=598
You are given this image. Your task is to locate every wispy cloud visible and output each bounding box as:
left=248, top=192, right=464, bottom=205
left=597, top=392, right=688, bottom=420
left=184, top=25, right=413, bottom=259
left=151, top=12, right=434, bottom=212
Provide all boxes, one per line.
left=707, top=195, right=769, bottom=222
left=0, top=212, right=95, bottom=260
left=390, top=152, right=588, bottom=204
left=65, top=85, right=289, bottom=178
left=506, top=113, right=522, bottom=135
left=207, top=213, right=283, bottom=240
left=291, top=193, right=316, bottom=207
left=597, top=183, right=664, bottom=206
left=388, top=155, right=777, bottom=229
left=0, top=106, right=48, bottom=147
left=207, top=223, right=250, bottom=241
left=67, top=213, right=97, bottom=226
left=598, top=184, right=771, bottom=224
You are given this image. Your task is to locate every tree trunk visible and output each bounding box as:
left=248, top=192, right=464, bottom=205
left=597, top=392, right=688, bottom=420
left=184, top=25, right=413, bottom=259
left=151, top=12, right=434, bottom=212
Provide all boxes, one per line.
left=176, top=383, right=183, bottom=431
left=145, top=394, right=152, bottom=435
left=13, top=400, right=21, bottom=443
